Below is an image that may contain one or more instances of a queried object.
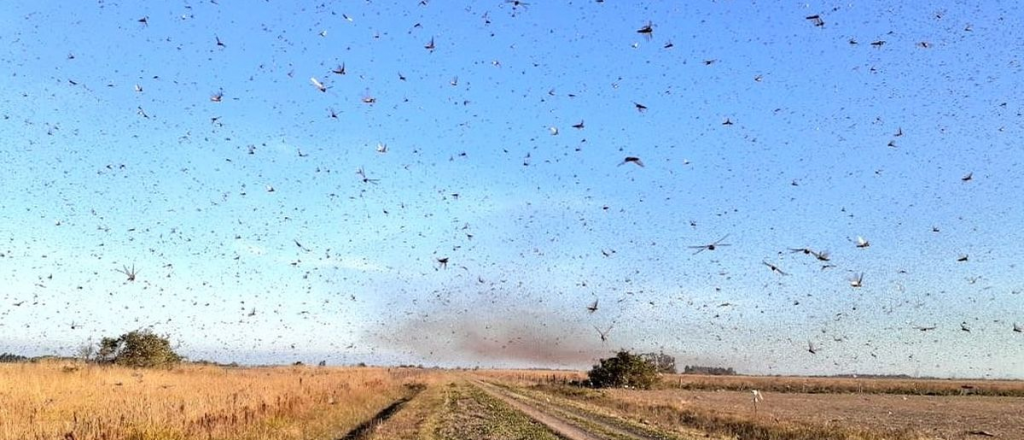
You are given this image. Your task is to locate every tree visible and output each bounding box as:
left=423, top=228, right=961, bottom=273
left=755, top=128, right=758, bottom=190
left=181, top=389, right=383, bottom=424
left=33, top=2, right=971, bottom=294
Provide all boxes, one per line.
left=95, top=330, right=182, bottom=368
left=641, top=351, right=677, bottom=374
left=0, top=353, right=28, bottom=363
left=682, top=365, right=736, bottom=375
left=76, top=342, right=96, bottom=362
left=587, top=350, right=660, bottom=389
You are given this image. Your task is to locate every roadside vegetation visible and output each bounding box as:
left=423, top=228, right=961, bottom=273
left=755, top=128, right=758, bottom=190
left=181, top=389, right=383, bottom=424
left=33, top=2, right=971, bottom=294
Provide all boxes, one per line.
left=425, top=381, right=562, bottom=440
left=586, top=350, right=660, bottom=389
left=0, top=361, right=426, bottom=440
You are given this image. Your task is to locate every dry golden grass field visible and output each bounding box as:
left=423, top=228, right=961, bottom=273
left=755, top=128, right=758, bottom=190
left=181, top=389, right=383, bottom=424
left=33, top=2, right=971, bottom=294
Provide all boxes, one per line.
left=0, top=361, right=430, bottom=440
left=2, top=363, right=1022, bottom=440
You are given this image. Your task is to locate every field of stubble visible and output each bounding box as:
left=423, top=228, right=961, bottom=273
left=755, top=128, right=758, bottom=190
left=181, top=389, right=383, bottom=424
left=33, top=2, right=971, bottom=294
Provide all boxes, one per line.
left=3, top=363, right=1022, bottom=440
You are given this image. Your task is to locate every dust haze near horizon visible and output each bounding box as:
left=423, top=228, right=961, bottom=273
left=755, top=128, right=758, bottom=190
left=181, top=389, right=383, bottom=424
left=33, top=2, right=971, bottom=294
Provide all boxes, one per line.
left=1, top=1, right=1023, bottom=379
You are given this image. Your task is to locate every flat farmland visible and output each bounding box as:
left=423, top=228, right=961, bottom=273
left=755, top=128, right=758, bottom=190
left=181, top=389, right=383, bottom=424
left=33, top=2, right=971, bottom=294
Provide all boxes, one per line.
left=3, top=363, right=1022, bottom=440
left=475, top=372, right=1024, bottom=440
left=597, top=387, right=1024, bottom=440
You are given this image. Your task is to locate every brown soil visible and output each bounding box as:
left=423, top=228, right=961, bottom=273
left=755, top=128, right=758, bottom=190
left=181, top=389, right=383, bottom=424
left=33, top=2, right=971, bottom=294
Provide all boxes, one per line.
left=608, top=388, right=1024, bottom=440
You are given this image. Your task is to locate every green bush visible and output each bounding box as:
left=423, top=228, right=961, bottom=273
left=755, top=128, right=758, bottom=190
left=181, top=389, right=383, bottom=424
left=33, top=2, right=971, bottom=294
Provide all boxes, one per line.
left=96, top=329, right=182, bottom=368
left=587, top=350, right=659, bottom=389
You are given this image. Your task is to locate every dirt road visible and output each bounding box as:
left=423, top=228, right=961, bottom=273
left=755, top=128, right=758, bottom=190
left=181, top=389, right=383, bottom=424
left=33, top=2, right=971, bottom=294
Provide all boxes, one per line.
left=470, top=380, right=702, bottom=440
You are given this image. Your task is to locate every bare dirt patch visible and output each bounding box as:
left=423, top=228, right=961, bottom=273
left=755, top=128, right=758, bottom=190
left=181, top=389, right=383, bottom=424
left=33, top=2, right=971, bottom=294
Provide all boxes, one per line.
left=608, top=388, right=1024, bottom=440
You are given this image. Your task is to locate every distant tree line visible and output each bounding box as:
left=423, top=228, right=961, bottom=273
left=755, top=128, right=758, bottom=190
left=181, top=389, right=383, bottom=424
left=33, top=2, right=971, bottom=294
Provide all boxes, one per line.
left=640, top=351, right=677, bottom=374
left=0, top=353, right=28, bottom=363
left=682, top=365, right=737, bottom=375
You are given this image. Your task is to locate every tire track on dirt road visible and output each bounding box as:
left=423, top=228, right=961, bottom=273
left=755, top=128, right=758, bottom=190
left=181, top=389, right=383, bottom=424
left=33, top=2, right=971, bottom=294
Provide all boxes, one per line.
left=471, top=380, right=693, bottom=440
left=338, top=383, right=426, bottom=440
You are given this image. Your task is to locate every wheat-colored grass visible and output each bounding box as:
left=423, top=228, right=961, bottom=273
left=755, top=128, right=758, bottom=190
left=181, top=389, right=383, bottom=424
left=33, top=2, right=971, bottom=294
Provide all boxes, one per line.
left=0, top=361, right=427, bottom=440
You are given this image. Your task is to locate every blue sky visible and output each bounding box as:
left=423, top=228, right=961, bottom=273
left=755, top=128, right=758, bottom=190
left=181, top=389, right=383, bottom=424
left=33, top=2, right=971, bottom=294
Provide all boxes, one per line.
left=1, top=0, right=1022, bottom=378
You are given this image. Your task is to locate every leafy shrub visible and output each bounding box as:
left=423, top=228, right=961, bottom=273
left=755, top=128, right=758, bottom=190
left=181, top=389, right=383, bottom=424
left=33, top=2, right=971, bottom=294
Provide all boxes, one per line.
left=587, top=350, right=659, bottom=389
left=96, top=329, right=182, bottom=368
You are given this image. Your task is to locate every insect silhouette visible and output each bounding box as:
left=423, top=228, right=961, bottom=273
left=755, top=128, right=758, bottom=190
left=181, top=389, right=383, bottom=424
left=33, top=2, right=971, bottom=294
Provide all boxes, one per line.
left=805, top=14, right=825, bottom=27
left=634, top=102, right=647, bottom=112
left=594, top=324, right=614, bottom=342
left=361, top=89, right=377, bottom=104
left=587, top=299, right=599, bottom=314
left=356, top=167, right=379, bottom=184
left=762, top=261, right=788, bottom=276
left=961, top=172, right=973, bottom=182
left=424, top=37, right=435, bottom=51
left=310, top=77, right=327, bottom=92
left=436, top=257, right=449, bottom=270
left=871, top=40, right=886, bottom=48
left=1014, top=323, right=1022, bottom=333
left=636, top=21, right=653, bottom=38
left=914, top=325, right=937, bottom=331
left=572, top=120, right=585, bottom=129
left=854, top=236, right=870, bottom=248
left=332, top=64, right=346, bottom=75
left=789, top=247, right=829, bottom=262
left=722, top=118, right=734, bottom=126
left=619, top=157, right=644, bottom=167
left=505, top=0, right=529, bottom=14
left=210, top=90, right=223, bottom=102
left=957, top=254, right=969, bottom=262
left=807, top=341, right=817, bottom=354
left=116, top=264, right=139, bottom=282
left=689, top=235, right=731, bottom=255
left=961, top=322, right=971, bottom=332
left=216, top=35, right=226, bottom=48
left=849, top=272, right=864, bottom=288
